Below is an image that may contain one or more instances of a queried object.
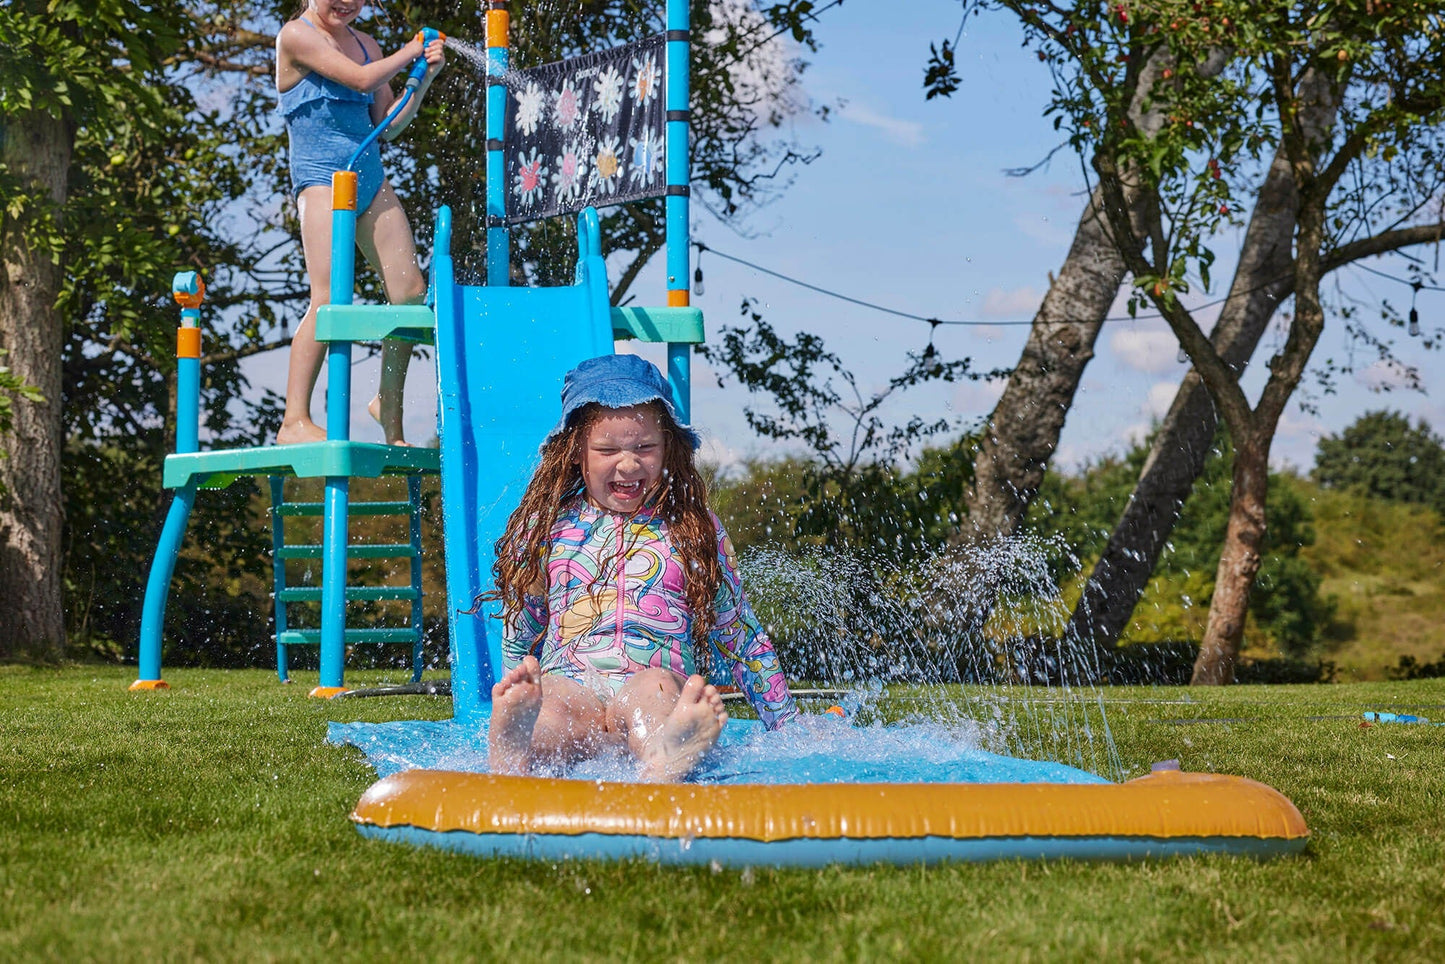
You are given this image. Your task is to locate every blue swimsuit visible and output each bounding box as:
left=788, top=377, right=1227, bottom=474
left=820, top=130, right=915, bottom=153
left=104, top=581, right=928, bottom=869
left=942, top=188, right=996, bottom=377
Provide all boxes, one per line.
left=278, top=20, right=385, bottom=212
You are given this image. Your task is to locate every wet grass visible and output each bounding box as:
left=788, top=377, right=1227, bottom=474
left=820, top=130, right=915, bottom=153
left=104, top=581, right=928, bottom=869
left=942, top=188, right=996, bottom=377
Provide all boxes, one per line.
left=2, top=665, right=1443, bottom=961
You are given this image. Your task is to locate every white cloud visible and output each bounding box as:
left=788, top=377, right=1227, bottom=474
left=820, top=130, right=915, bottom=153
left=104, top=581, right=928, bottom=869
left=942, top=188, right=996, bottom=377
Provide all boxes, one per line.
left=978, top=286, right=1041, bottom=320
left=836, top=101, right=925, bottom=148
left=949, top=377, right=1005, bottom=418
left=697, top=434, right=746, bottom=475
left=1355, top=358, right=1417, bottom=392
left=1143, top=380, right=1181, bottom=419
left=1111, top=327, right=1180, bottom=374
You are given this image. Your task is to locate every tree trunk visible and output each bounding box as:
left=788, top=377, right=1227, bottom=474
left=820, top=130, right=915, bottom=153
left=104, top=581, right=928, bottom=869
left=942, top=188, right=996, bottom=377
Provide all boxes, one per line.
left=1191, top=430, right=1269, bottom=684
left=0, top=110, right=71, bottom=662
left=958, top=50, right=1214, bottom=544
left=959, top=186, right=1123, bottom=541
left=1067, top=68, right=1340, bottom=650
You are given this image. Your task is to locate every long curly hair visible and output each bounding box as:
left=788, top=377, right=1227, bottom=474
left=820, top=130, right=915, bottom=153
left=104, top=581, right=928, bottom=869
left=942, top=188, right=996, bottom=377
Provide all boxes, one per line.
left=487, top=400, right=722, bottom=663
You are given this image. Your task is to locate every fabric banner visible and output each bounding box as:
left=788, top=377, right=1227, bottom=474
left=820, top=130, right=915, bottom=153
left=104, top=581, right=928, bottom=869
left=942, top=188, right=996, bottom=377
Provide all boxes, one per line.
left=503, top=34, right=667, bottom=225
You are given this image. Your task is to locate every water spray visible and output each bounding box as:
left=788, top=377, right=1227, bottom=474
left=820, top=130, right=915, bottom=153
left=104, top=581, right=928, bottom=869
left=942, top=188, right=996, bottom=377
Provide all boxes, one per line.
left=344, top=27, right=446, bottom=172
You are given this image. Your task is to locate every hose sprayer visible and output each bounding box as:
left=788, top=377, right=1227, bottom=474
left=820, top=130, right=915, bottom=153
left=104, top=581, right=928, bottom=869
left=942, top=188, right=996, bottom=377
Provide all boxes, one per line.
left=407, top=28, right=445, bottom=89
left=345, top=27, right=445, bottom=172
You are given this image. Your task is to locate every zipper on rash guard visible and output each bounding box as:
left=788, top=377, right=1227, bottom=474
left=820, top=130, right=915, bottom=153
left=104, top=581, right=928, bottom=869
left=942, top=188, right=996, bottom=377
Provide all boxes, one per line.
left=614, top=516, right=625, bottom=650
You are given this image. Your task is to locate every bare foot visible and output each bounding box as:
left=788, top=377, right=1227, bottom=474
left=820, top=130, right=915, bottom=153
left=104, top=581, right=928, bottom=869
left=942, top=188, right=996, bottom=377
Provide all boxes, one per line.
left=637, top=675, right=728, bottom=783
left=276, top=417, right=328, bottom=445
left=367, top=395, right=409, bottom=447
left=488, top=655, right=544, bottom=774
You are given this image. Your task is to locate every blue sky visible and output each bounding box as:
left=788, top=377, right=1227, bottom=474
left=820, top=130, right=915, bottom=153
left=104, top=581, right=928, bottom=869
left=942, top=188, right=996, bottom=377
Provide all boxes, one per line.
left=245, top=0, right=1444, bottom=472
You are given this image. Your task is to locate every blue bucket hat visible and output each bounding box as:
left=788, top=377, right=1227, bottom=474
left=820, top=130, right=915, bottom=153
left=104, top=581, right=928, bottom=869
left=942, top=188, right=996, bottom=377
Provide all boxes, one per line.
left=546, top=353, right=701, bottom=450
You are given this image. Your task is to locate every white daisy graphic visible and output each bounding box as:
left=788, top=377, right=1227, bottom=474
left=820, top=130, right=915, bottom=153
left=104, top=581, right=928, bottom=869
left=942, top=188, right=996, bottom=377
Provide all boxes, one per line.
left=590, top=135, right=624, bottom=194
left=552, top=140, right=589, bottom=207
left=514, top=83, right=546, bottom=138
left=593, top=66, right=625, bottom=123
left=513, top=147, right=548, bottom=209
left=630, top=55, right=661, bottom=106
left=554, top=78, right=585, bottom=131
left=627, top=128, right=664, bottom=190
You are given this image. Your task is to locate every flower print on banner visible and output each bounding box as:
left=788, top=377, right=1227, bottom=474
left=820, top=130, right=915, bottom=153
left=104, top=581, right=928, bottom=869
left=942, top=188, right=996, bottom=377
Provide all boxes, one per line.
left=630, top=54, right=661, bottom=106
left=592, top=65, right=625, bottom=123
left=514, top=83, right=546, bottom=138
left=627, top=127, right=664, bottom=192
left=553, top=77, right=585, bottom=131
left=552, top=139, right=589, bottom=208
left=502, top=33, right=666, bottom=224
left=513, top=147, right=548, bottom=211
left=590, top=135, right=624, bottom=194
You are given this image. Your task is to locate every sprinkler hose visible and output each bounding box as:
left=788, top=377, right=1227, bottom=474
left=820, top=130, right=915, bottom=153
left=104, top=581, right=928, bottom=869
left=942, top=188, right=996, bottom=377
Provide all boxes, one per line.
left=344, top=28, right=444, bottom=173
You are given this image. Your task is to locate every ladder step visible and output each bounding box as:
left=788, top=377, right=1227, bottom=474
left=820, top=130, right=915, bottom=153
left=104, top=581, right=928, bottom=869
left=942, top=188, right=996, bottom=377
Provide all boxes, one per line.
left=279, top=628, right=420, bottom=646
left=276, top=586, right=421, bottom=603
left=276, top=543, right=417, bottom=560
left=276, top=501, right=414, bottom=517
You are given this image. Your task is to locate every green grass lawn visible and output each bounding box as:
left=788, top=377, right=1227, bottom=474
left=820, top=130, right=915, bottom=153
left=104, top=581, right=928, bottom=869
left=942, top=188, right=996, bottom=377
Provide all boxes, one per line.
left=3, top=665, right=1443, bottom=961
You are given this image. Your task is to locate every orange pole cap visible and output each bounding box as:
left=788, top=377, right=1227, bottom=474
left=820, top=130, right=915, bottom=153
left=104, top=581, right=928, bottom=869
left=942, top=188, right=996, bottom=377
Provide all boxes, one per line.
left=487, top=9, right=510, bottom=47
left=667, top=289, right=690, bottom=307
left=176, top=327, right=202, bottom=359
left=332, top=171, right=358, bottom=211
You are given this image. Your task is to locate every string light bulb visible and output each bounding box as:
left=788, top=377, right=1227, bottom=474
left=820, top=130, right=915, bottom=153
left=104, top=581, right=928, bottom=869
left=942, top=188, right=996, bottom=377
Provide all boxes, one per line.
left=1178, top=345, right=1188, bottom=364
left=693, top=264, right=704, bottom=297
left=1409, top=280, right=1422, bottom=336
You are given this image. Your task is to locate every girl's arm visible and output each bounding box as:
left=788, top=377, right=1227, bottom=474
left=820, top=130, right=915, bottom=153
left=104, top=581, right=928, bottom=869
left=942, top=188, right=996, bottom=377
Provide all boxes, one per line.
left=276, top=20, right=423, bottom=97
left=707, top=517, right=799, bottom=730
left=372, top=38, right=446, bottom=141
left=501, top=588, right=548, bottom=672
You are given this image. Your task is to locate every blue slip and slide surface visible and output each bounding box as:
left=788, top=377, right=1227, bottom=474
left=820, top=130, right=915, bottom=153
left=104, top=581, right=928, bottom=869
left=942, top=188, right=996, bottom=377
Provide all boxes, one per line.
left=327, top=716, right=1111, bottom=786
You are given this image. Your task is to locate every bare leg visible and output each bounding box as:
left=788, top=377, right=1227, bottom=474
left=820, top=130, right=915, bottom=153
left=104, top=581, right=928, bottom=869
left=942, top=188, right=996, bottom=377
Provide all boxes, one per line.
left=609, top=670, right=727, bottom=782
left=488, top=655, right=544, bottom=774
left=357, top=181, right=425, bottom=446
left=277, top=185, right=335, bottom=445
left=489, top=657, right=617, bottom=774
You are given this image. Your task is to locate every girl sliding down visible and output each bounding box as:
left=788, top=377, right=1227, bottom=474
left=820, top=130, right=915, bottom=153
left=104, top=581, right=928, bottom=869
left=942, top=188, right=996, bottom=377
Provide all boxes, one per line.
left=274, top=0, right=444, bottom=445
left=487, top=354, right=798, bottom=782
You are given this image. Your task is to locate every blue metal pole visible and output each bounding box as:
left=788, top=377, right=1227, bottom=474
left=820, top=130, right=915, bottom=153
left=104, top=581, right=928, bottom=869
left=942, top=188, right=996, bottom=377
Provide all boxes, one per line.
left=316, top=170, right=359, bottom=698
left=486, top=1, right=510, bottom=286
left=665, top=0, right=692, bottom=415
left=133, top=271, right=206, bottom=691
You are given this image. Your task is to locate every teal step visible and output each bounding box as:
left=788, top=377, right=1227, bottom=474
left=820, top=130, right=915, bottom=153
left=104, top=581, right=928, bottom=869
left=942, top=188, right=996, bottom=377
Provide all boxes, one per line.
left=279, top=628, right=420, bottom=647
left=314, top=303, right=436, bottom=345
left=276, top=586, right=421, bottom=603
left=275, top=543, right=415, bottom=560
left=166, top=441, right=439, bottom=490
left=275, top=501, right=413, bottom=517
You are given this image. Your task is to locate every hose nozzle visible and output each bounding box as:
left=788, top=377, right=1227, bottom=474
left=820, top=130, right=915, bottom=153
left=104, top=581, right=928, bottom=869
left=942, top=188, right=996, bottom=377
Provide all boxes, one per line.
left=407, top=28, right=445, bottom=87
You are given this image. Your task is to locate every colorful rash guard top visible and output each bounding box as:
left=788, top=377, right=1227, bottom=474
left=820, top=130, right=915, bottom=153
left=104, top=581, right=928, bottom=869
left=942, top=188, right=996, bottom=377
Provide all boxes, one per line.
left=501, top=498, right=798, bottom=730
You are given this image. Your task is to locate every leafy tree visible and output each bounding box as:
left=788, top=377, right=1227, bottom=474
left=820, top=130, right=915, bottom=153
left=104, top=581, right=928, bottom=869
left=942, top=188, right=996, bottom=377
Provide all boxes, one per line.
left=923, top=4, right=1445, bottom=664
left=1313, top=410, right=1445, bottom=514
left=1, top=0, right=192, bottom=661
left=975, top=0, right=1445, bottom=683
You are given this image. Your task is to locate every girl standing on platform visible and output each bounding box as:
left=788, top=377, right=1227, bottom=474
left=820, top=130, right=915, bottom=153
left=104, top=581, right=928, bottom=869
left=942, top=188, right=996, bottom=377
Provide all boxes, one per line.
left=487, top=354, right=799, bottom=782
left=274, top=1, right=445, bottom=445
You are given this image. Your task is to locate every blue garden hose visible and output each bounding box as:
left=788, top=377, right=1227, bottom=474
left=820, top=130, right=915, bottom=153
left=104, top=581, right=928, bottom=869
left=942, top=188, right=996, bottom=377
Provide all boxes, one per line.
left=345, top=28, right=443, bottom=172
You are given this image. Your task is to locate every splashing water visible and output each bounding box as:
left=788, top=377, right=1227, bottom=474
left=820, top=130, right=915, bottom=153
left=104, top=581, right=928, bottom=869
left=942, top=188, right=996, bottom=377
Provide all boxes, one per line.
left=739, top=536, right=1123, bottom=781
left=442, top=36, right=489, bottom=72
left=330, top=533, right=1123, bottom=785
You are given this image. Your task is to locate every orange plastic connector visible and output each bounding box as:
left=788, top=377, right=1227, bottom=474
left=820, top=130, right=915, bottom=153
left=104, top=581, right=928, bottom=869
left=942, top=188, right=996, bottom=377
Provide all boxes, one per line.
left=667, top=289, right=690, bottom=307
left=332, top=171, right=358, bottom=212
left=176, top=327, right=201, bottom=359
left=487, top=9, right=510, bottom=47
left=309, top=685, right=351, bottom=700
left=173, top=276, right=205, bottom=310
left=414, top=29, right=447, bottom=43
left=129, top=679, right=171, bottom=692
